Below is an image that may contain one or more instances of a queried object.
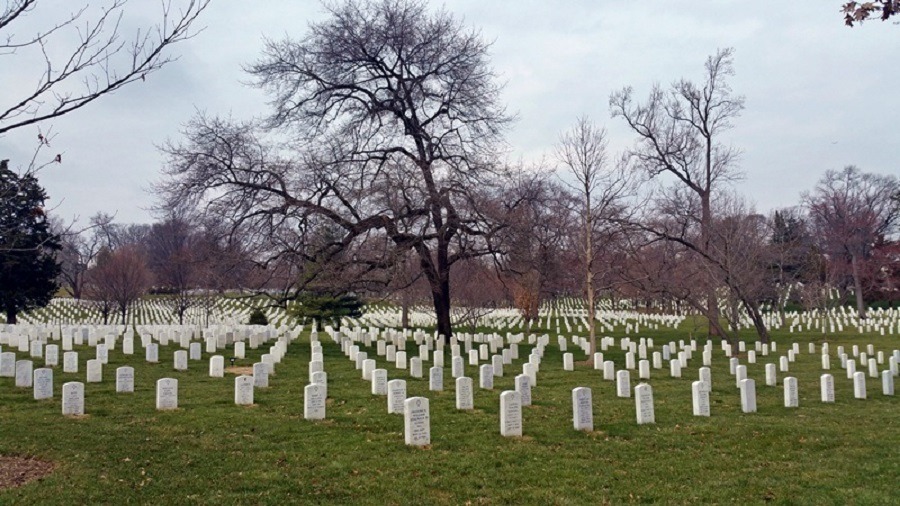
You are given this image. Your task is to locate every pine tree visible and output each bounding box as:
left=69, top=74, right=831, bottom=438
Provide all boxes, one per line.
left=0, top=162, right=61, bottom=323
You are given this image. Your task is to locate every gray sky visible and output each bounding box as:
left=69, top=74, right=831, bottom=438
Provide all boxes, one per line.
left=1, top=1, right=897, bottom=225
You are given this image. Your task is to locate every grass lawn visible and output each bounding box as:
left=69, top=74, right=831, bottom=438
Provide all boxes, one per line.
left=0, top=325, right=898, bottom=504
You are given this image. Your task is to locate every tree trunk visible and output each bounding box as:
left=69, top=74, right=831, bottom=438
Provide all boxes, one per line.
left=5, top=306, right=17, bottom=324
left=700, top=191, right=722, bottom=338
left=401, top=297, right=410, bottom=329
left=850, top=254, right=867, bottom=319
left=743, top=298, right=771, bottom=344
left=432, top=282, right=452, bottom=342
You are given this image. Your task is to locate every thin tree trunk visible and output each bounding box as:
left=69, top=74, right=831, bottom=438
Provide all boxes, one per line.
left=850, top=254, right=867, bottom=319
left=5, top=307, right=17, bottom=324
left=743, top=298, right=771, bottom=344
left=401, top=298, right=410, bottom=329
left=584, top=179, right=596, bottom=355
left=700, top=191, right=722, bottom=338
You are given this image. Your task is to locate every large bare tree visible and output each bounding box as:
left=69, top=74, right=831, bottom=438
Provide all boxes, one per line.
left=610, top=48, right=744, bottom=339
left=555, top=117, right=634, bottom=354
left=0, top=0, right=209, bottom=136
left=160, top=0, right=513, bottom=339
left=498, top=173, right=576, bottom=334
left=803, top=166, right=899, bottom=318
left=85, top=244, right=151, bottom=324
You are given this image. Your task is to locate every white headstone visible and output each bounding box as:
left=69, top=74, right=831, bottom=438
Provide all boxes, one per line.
left=883, top=370, right=894, bottom=396
left=635, top=383, right=655, bottom=424
left=455, top=376, right=474, bottom=410
left=779, top=356, right=789, bottom=372
left=15, top=359, right=33, bottom=387
left=235, top=375, right=254, bottom=405
left=86, top=359, right=102, bottom=383
left=174, top=350, right=188, bottom=371
left=190, top=342, right=202, bottom=360
left=156, top=378, right=178, bottom=410
left=451, top=356, right=464, bottom=378
left=523, top=362, right=537, bottom=387
left=29, top=340, right=42, bottom=359
left=234, top=341, right=246, bottom=359
left=311, top=371, right=328, bottom=398
left=146, top=343, right=159, bottom=363
left=603, top=360, right=615, bottom=381
left=740, top=378, right=757, bottom=413
left=784, top=376, right=799, bottom=408
left=0, top=352, right=15, bottom=377
left=492, top=354, right=504, bottom=377
left=853, top=371, right=866, bottom=399
left=404, top=397, right=430, bottom=446
left=116, top=366, right=134, bottom=393
left=563, top=353, right=574, bottom=371
left=699, top=366, right=712, bottom=392
left=209, top=355, right=224, bottom=378
left=429, top=366, right=443, bottom=391
left=500, top=390, right=523, bottom=437
left=765, top=363, right=777, bottom=387
left=616, top=370, right=631, bottom=398
left=33, top=368, right=53, bottom=400
left=735, top=365, right=747, bottom=388
left=410, top=357, right=422, bottom=378
left=362, top=358, right=376, bottom=381
left=45, top=344, right=59, bottom=367
left=63, top=351, right=78, bottom=373
left=479, top=364, right=493, bottom=390
left=515, top=373, right=531, bottom=406
left=820, top=373, right=835, bottom=402
left=62, top=381, right=84, bottom=416
left=253, top=362, right=269, bottom=388
left=372, top=368, right=388, bottom=395
left=639, top=359, right=650, bottom=380
left=692, top=380, right=710, bottom=416
left=572, top=387, right=593, bottom=431
left=96, top=344, right=108, bottom=365
left=304, top=383, right=326, bottom=420
left=388, top=378, right=407, bottom=414
left=670, top=360, right=682, bottom=378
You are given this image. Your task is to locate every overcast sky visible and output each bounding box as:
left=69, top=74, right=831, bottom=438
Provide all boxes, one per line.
left=1, top=1, right=897, bottom=225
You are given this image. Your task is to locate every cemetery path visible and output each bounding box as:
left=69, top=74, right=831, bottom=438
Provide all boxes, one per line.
left=0, top=455, right=55, bottom=490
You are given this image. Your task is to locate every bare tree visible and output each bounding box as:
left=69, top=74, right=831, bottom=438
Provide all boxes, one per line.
left=145, top=214, right=203, bottom=324
left=85, top=244, right=151, bottom=324
left=706, top=195, right=772, bottom=341
left=803, top=166, right=899, bottom=318
left=0, top=0, right=209, bottom=136
left=499, top=174, right=576, bottom=334
left=159, top=0, right=514, bottom=340
left=556, top=117, right=634, bottom=354
left=54, top=212, right=115, bottom=299
left=610, top=48, right=744, bottom=339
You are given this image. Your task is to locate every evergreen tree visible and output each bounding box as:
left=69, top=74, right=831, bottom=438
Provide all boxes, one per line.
left=291, top=292, right=364, bottom=330
left=0, top=161, right=61, bottom=323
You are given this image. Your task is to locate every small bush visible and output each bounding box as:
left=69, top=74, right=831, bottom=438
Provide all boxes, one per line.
left=248, top=308, right=268, bottom=326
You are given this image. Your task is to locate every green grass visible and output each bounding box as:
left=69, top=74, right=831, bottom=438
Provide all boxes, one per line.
left=1, top=325, right=898, bottom=505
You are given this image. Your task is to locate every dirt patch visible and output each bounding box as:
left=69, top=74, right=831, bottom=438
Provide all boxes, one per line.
left=0, top=455, right=56, bottom=490
left=226, top=366, right=254, bottom=375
